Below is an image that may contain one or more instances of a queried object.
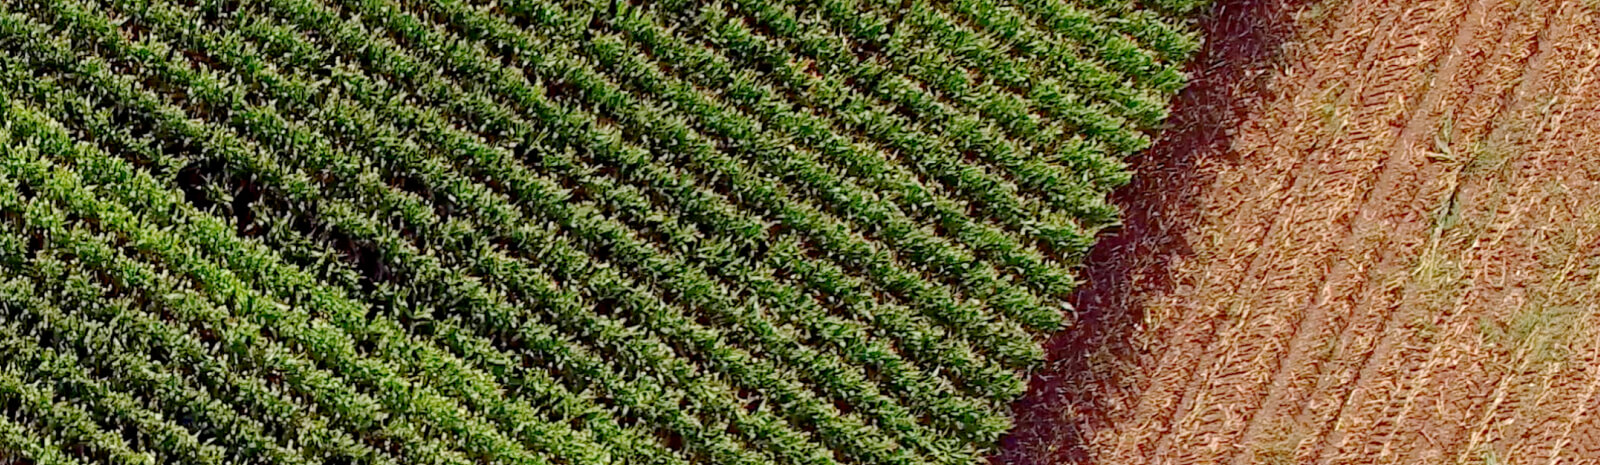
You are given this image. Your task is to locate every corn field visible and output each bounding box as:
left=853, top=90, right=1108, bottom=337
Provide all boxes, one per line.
left=0, top=0, right=1201, bottom=463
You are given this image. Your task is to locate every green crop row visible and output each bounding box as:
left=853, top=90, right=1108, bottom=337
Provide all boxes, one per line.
left=0, top=0, right=1205, bottom=462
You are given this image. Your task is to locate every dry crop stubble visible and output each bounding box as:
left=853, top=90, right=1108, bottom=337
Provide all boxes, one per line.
left=999, top=0, right=1600, bottom=464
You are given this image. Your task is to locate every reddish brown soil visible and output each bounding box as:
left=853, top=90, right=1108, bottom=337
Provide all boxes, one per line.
left=996, top=0, right=1600, bottom=464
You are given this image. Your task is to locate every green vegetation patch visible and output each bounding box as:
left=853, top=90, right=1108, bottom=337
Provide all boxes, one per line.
left=0, top=0, right=1201, bottom=462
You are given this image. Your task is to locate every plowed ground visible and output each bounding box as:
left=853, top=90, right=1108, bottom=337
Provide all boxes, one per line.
left=996, top=0, right=1600, bottom=464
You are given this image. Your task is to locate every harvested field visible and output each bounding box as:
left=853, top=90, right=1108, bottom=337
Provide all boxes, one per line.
left=999, top=0, right=1600, bottom=464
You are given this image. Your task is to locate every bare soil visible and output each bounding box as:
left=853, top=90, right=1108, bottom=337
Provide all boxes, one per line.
left=996, top=0, right=1600, bottom=464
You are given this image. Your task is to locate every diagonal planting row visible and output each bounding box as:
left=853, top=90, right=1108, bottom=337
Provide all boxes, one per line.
left=636, top=0, right=1129, bottom=246
left=87, top=0, right=998, bottom=460
left=0, top=78, right=685, bottom=465
left=0, top=0, right=1202, bottom=462
left=0, top=1, right=998, bottom=463
left=0, top=6, right=780, bottom=465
